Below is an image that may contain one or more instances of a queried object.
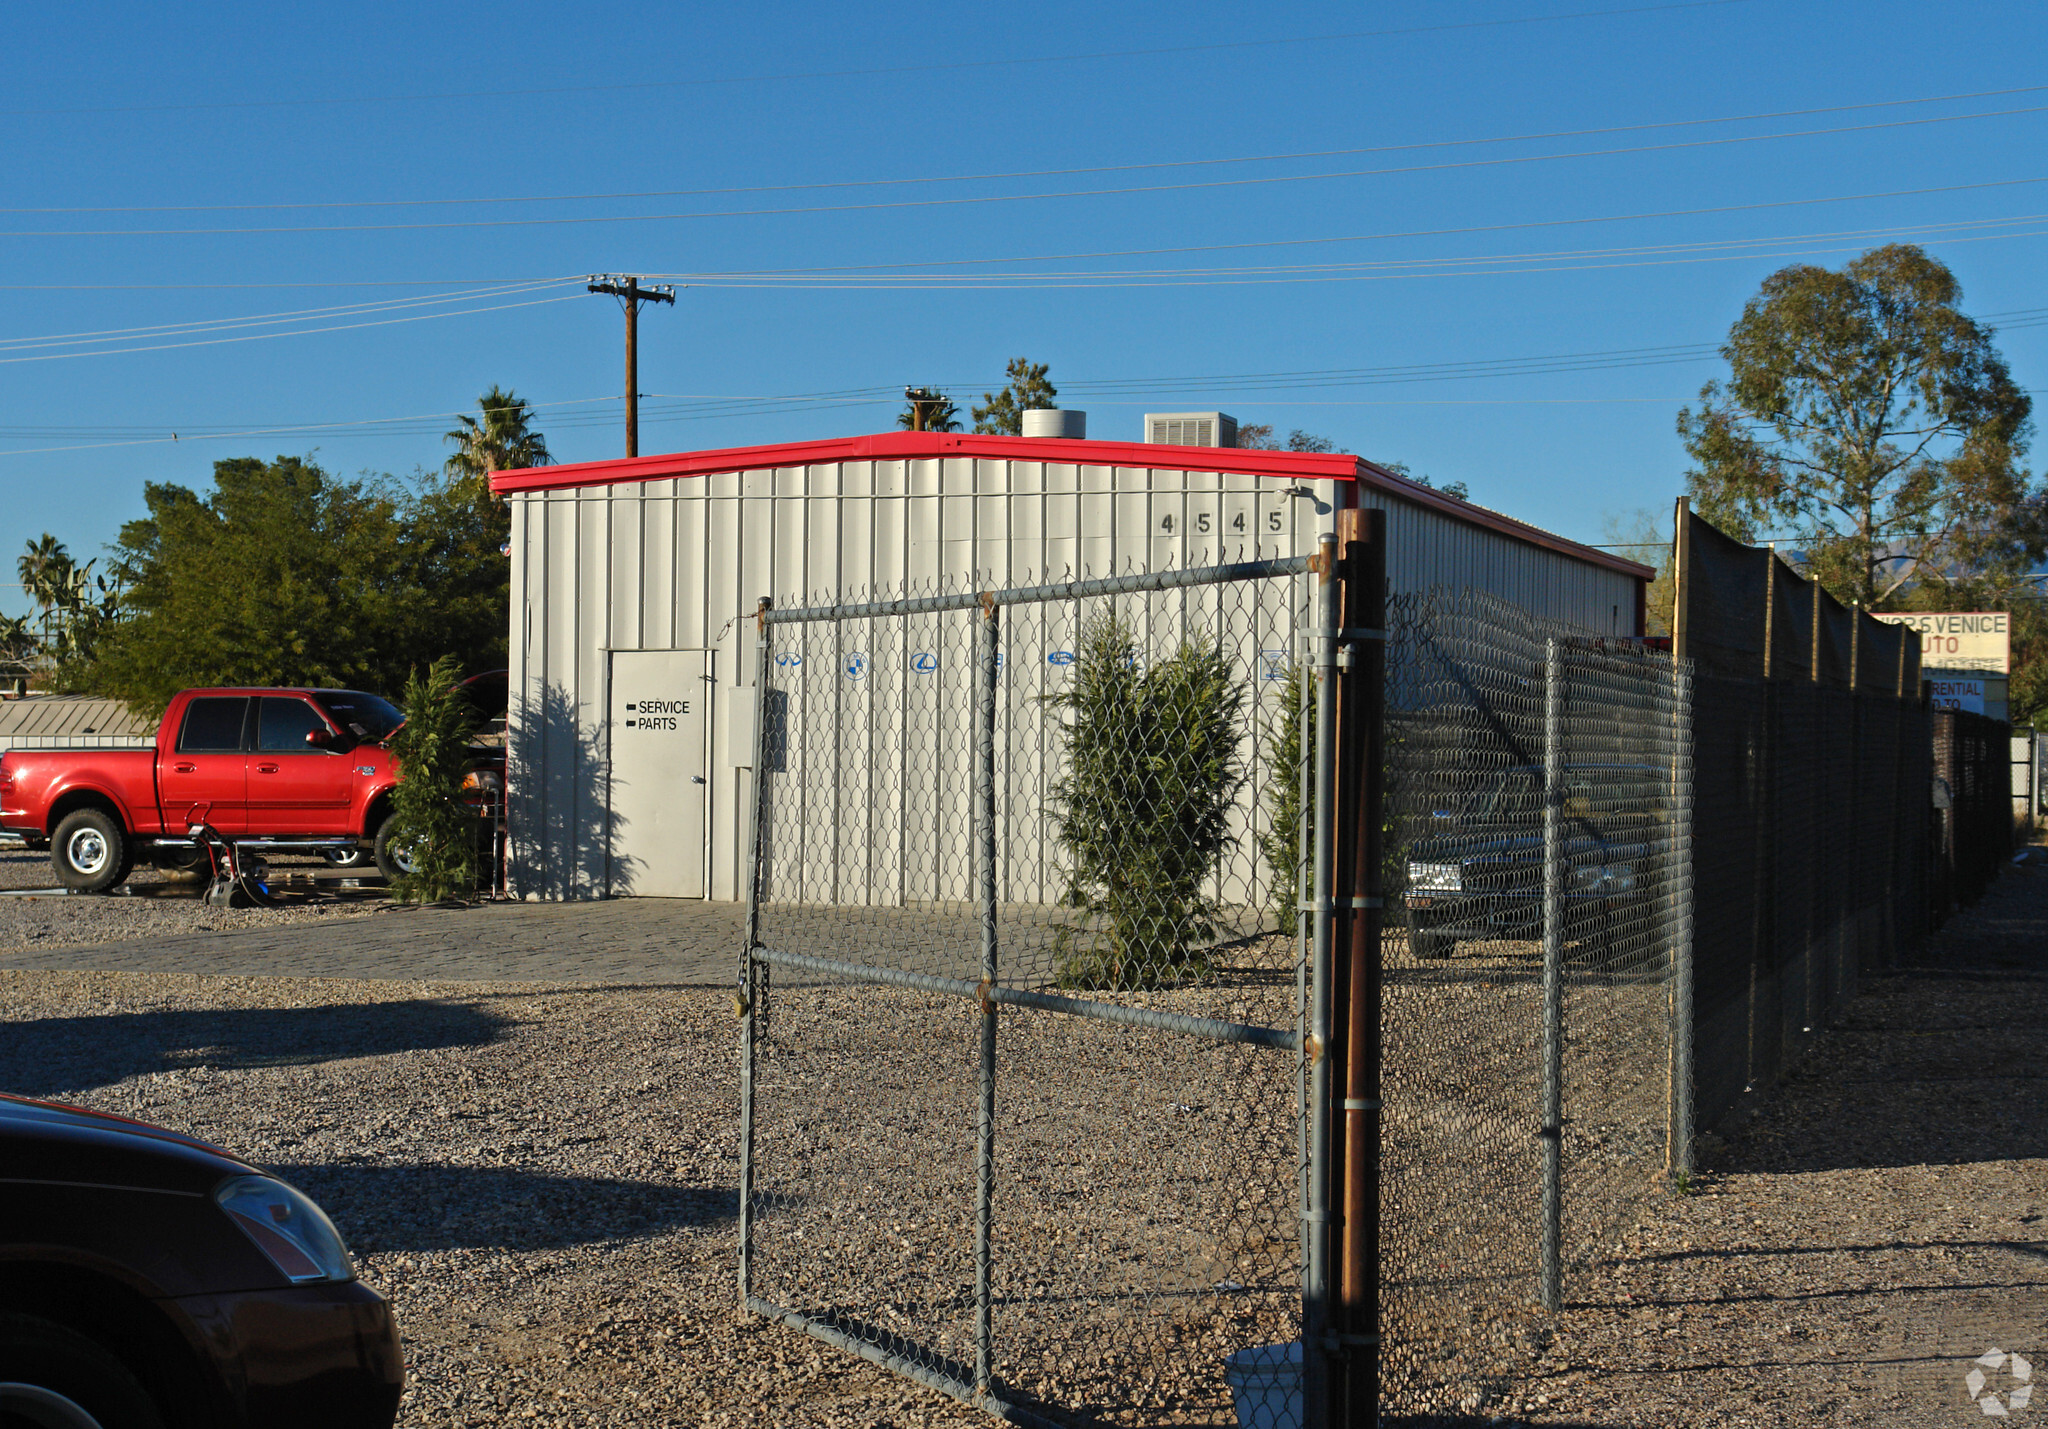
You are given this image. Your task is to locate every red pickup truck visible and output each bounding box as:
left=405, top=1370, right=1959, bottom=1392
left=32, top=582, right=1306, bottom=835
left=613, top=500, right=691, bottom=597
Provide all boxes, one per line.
left=0, top=687, right=426, bottom=892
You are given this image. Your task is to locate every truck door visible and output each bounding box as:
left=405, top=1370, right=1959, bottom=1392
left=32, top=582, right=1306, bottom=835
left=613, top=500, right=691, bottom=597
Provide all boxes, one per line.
left=161, top=696, right=250, bottom=835
left=247, top=696, right=355, bottom=834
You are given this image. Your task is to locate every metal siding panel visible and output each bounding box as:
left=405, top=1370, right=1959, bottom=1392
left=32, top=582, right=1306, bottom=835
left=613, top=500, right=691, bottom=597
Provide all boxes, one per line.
left=580, top=495, right=611, bottom=897
left=521, top=451, right=1645, bottom=904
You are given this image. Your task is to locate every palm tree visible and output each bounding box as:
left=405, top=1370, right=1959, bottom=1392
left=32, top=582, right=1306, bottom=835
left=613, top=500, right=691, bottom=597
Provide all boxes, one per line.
left=444, top=386, right=552, bottom=481
left=18, top=534, right=68, bottom=607
left=17, top=534, right=71, bottom=645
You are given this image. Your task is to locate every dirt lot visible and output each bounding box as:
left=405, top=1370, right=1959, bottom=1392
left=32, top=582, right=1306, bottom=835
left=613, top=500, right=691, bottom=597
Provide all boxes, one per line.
left=0, top=841, right=381, bottom=946
left=0, top=951, right=1300, bottom=1428
left=1, top=969, right=1003, bottom=1428
left=6, top=851, right=2044, bottom=1426
left=1481, top=851, right=2048, bottom=1428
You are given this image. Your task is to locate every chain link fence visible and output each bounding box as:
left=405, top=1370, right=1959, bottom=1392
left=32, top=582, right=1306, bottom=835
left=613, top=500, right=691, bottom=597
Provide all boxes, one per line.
left=734, top=553, right=1707, bottom=1423
left=1673, top=505, right=1938, bottom=1132
left=1379, top=588, right=1693, bottom=1417
left=738, top=559, right=1315, bottom=1427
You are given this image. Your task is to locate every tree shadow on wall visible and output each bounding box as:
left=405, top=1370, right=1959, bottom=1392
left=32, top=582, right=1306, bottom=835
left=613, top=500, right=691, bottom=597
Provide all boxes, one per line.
left=508, top=678, right=636, bottom=898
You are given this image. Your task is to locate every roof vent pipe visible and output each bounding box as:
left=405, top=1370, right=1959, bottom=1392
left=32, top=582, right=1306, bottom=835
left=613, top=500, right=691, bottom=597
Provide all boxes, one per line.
left=1021, top=408, right=1087, bottom=439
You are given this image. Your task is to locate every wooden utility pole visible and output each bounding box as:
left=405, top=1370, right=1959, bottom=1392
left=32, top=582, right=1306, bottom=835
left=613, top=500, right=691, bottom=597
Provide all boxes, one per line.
left=587, top=275, right=677, bottom=457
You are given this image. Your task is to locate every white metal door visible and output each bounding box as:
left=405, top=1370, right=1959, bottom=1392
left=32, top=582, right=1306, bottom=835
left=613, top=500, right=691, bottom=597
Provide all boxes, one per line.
left=608, top=649, right=711, bottom=897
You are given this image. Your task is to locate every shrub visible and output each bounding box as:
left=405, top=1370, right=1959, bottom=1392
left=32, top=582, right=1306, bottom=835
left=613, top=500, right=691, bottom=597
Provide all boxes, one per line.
left=388, top=654, right=481, bottom=902
left=1047, top=613, right=1245, bottom=989
left=1256, top=662, right=1315, bottom=927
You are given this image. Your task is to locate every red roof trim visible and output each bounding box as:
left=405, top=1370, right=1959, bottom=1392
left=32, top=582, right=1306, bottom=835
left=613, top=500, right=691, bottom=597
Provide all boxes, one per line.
left=489, top=430, right=1359, bottom=494
left=490, top=430, right=1650, bottom=581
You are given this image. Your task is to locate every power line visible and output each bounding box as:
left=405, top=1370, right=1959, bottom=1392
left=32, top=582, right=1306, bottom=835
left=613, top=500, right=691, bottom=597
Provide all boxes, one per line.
left=0, top=279, right=580, bottom=352
left=4, top=176, right=2045, bottom=295
left=9, top=104, right=2046, bottom=239
left=2, top=219, right=2044, bottom=372
left=6, top=330, right=2042, bottom=456
left=646, top=212, right=2048, bottom=285
left=0, top=294, right=584, bottom=366
left=0, top=2, right=1758, bottom=120
left=11, top=83, right=2046, bottom=216
left=643, top=177, right=2048, bottom=277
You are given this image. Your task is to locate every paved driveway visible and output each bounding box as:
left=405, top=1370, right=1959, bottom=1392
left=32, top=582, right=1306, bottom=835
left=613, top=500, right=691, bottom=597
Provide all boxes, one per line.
left=0, top=898, right=748, bottom=985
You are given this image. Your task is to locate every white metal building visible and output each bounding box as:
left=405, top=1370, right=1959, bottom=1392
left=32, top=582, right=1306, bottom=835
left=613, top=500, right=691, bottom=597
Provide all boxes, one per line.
left=493, top=428, right=1650, bottom=901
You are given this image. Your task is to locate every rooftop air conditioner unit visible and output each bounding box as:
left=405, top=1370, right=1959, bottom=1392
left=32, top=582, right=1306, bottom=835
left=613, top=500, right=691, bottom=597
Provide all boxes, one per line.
left=1143, top=412, right=1237, bottom=448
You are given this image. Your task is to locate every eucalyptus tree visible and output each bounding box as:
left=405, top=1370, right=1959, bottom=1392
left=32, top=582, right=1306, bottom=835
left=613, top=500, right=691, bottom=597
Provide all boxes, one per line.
left=1679, top=244, right=2037, bottom=609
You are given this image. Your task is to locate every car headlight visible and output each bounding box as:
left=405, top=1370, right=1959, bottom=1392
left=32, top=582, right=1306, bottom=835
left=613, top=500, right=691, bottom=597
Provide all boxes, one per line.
left=1569, top=863, right=1637, bottom=895
left=1407, top=861, right=1463, bottom=893
left=460, top=769, right=504, bottom=794
left=215, top=1175, right=356, bottom=1283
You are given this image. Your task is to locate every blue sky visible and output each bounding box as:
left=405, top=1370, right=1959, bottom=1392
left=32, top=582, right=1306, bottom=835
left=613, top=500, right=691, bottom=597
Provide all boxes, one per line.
left=3, top=0, right=2044, bottom=618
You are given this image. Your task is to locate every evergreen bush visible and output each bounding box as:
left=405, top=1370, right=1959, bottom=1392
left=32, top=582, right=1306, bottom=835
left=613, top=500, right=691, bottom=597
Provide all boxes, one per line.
left=388, top=654, right=481, bottom=902
left=1047, top=613, right=1245, bottom=989
left=1256, top=662, right=1315, bottom=927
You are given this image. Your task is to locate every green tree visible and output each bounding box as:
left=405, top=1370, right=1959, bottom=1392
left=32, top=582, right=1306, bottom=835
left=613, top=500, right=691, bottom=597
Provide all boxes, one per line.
left=897, top=386, right=961, bottom=432
left=1047, top=613, right=1245, bottom=989
left=971, top=358, right=1057, bottom=435
left=1599, top=509, right=1675, bottom=636
left=444, top=385, right=552, bottom=481
left=82, top=456, right=509, bottom=717
left=1256, top=662, right=1315, bottom=925
left=1679, top=244, right=2038, bottom=610
left=0, top=613, right=34, bottom=663
left=1382, top=461, right=1468, bottom=502
left=387, top=654, right=482, bottom=901
left=1239, top=425, right=1349, bottom=457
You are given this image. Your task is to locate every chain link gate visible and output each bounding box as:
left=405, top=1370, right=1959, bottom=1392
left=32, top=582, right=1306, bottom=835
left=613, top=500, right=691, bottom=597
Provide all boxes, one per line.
left=1377, top=588, right=1695, bottom=1415
left=736, top=556, right=1329, bottom=1427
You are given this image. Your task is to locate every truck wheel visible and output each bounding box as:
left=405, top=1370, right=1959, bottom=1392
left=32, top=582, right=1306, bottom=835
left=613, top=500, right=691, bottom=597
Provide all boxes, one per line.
left=52, top=809, right=130, bottom=893
left=318, top=845, right=370, bottom=868
left=372, top=815, right=417, bottom=883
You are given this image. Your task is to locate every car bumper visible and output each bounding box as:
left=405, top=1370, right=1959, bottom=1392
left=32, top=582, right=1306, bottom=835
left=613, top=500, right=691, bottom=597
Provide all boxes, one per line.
left=170, top=1280, right=403, bottom=1429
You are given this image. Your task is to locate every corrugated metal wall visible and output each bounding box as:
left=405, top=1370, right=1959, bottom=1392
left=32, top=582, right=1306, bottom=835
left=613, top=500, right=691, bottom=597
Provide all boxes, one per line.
left=507, top=456, right=1642, bottom=901
left=0, top=697, right=153, bottom=754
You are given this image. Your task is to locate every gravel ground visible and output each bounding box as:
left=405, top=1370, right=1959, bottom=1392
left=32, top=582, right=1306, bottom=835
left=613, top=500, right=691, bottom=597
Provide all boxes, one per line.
left=2, top=957, right=1300, bottom=1427
left=0, top=841, right=384, bottom=946
left=2, top=969, right=1002, bottom=1428
left=12, top=850, right=2041, bottom=1427
left=1462, top=850, right=2048, bottom=1428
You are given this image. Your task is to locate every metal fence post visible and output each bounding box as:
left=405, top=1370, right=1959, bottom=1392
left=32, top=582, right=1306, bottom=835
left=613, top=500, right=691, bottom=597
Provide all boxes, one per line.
left=738, top=598, right=773, bottom=1306
left=1670, top=660, right=1695, bottom=1182
left=975, top=594, right=1000, bottom=1396
left=1540, top=637, right=1565, bottom=1314
left=1332, top=508, right=1385, bottom=1422
left=1304, top=533, right=1340, bottom=1426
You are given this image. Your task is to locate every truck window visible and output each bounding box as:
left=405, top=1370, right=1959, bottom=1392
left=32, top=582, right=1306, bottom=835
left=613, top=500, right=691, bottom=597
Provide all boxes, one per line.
left=178, top=697, right=250, bottom=753
left=258, top=697, right=332, bottom=752
left=315, top=691, right=404, bottom=743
